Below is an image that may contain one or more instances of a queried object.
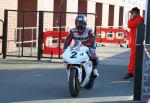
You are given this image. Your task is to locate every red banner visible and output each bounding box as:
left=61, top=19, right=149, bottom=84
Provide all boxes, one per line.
left=43, top=31, right=69, bottom=55
left=96, top=28, right=129, bottom=47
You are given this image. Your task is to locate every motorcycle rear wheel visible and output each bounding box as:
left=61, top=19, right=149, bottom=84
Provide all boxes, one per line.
left=69, top=68, right=80, bottom=97
left=84, top=71, right=95, bottom=89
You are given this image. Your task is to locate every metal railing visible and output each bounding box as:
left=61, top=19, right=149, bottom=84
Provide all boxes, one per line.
left=14, top=27, right=38, bottom=56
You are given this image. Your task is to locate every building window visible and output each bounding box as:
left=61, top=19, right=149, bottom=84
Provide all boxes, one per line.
left=53, top=0, right=67, bottom=30
left=108, top=5, right=114, bottom=27
left=96, top=3, right=103, bottom=26
left=119, top=6, right=124, bottom=27
left=78, top=0, right=87, bottom=15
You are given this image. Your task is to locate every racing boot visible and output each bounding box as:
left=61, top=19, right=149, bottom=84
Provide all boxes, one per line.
left=92, top=67, right=99, bottom=78
left=92, top=57, right=99, bottom=78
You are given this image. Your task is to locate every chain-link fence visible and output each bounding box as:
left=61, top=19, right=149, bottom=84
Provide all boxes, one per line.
left=4, top=10, right=39, bottom=57
left=2, top=10, right=96, bottom=60
left=41, top=11, right=96, bottom=59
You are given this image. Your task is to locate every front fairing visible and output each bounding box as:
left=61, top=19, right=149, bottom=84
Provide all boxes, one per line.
left=62, top=46, right=89, bottom=64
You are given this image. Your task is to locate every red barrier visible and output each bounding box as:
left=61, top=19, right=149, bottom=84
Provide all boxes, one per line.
left=43, top=31, right=69, bottom=55
left=96, top=28, right=129, bottom=47
left=43, top=28, right=129, bottom=54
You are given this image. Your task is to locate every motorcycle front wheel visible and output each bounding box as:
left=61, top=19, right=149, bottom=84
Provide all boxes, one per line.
left=69, top=68, right=80, bottom=97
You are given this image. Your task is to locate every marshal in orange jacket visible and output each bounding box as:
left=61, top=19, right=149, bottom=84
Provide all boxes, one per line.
left=128, top=15, right=144, bottom=74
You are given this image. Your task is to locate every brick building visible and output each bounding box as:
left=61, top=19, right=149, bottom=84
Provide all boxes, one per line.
left=0, top=0, right=145, bottom=53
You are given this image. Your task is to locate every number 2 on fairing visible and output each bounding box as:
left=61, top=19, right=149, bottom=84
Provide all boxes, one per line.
left=70, top=51, right=77, bottom=58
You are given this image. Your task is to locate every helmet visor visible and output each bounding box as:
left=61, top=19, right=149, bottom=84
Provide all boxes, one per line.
left=75, top=20, right=84, bottom=28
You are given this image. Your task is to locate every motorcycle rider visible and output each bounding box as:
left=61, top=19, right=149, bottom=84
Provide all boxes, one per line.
left=63, top=14, right=99, bottom=78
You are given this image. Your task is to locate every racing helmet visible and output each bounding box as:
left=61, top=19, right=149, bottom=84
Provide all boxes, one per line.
left=75, top=14, right=87, bottom=31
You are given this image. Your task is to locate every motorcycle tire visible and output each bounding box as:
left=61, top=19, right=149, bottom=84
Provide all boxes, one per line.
left=84, top=72, right=95, bottom=89
left=69, top=68, right=80, bottom=97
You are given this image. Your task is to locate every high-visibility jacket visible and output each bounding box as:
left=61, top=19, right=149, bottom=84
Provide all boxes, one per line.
left=128, top=15, right=144, bottom=74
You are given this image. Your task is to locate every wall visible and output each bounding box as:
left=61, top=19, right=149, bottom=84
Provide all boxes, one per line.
left=87, top=1, right=96, bottom=29
left=0, top=0, right=18, bottom=21
left=38, top=0, right=54, bottom=31
left=66, top=0, right=78, bottom=29
left=0, top=0, right=18, bottom=52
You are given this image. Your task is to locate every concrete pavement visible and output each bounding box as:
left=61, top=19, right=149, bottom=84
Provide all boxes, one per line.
left=0, top=47, right=145, bottom=103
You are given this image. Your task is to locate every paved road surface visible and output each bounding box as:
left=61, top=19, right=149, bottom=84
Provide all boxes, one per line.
left=0, top=47, right=144, bottom=103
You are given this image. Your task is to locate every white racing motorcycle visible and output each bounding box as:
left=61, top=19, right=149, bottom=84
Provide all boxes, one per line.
left=62, top=44, right=95, bottom=97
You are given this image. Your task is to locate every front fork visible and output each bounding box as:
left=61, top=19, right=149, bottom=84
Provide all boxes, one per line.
left=66, top=65, right=82, bottom=83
